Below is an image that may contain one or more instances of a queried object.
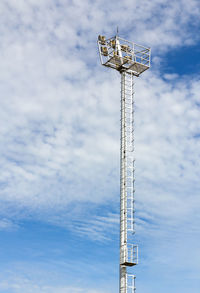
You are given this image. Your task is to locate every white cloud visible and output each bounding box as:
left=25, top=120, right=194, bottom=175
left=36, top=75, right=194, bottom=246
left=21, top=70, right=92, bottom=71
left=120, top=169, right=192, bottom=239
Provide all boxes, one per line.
left=0, top=1, right=199, bottom=292
left=0, top=1, right=199, bottom=228
left=0, top=0, right=199, bottom=258
left=0, top=278, right=108, bottom=293
left=0, top=218, right=18, bottom=230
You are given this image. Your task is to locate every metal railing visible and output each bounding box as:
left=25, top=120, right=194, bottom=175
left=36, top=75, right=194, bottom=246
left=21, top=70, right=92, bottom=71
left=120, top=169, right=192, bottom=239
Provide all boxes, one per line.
left=127, top=274, right=136, bottom=293
left=120, top=244, right=138, bottom=266
left=98, top=35, right=150, bottom=75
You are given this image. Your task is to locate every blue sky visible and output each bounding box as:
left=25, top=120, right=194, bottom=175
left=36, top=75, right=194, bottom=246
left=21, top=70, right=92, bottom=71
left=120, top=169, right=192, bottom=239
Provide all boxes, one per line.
left=0, top=0, right=200, bottom=292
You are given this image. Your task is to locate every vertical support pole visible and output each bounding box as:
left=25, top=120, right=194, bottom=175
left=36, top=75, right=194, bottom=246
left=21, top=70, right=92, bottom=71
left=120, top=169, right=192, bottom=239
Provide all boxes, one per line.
left=120, top=71, right=135, bottom=293
left=120, top=71, right=127, bottom=293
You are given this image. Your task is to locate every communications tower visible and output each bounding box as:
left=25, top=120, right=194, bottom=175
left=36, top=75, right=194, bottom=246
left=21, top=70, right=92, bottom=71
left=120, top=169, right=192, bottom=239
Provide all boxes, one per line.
left=97, top=34, right=150, bottom=293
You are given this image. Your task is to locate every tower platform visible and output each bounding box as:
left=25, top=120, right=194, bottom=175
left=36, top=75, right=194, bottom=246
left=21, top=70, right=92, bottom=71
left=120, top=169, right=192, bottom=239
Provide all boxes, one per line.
left=98, top=35, right=150, bottom=76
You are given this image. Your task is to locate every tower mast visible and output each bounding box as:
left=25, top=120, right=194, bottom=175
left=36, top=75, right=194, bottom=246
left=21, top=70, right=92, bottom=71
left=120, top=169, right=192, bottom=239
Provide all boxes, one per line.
left=97, top=34, right=150, bottom=293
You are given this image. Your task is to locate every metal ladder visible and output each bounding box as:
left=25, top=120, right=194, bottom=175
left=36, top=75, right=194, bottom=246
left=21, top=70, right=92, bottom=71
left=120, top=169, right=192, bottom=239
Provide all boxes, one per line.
left=120, top=71, right=137, bottom=293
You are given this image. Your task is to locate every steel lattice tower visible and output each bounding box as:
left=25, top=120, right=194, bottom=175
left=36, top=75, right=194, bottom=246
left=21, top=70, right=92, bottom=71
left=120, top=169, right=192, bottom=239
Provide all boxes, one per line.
left=97, top=34, right=150, bottom=293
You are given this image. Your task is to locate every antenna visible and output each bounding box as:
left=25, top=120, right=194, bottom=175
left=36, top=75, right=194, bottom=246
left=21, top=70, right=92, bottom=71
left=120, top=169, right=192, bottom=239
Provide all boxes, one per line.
left=97, top=34, right=150, bottom=293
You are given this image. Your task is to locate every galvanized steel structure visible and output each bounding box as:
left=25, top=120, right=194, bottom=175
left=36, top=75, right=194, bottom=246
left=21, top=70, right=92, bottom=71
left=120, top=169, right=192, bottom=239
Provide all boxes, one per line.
left=97, top=34, right=150, bottom=293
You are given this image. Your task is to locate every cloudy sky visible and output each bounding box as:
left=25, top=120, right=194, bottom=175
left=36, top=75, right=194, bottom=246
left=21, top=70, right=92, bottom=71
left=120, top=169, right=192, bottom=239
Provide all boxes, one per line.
left=0, top=0, right=200, bottom=292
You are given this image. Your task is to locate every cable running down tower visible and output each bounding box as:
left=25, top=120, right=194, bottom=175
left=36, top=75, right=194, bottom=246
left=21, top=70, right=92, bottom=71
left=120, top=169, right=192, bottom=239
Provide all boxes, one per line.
left=97, top=34, right=151, bottom=293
